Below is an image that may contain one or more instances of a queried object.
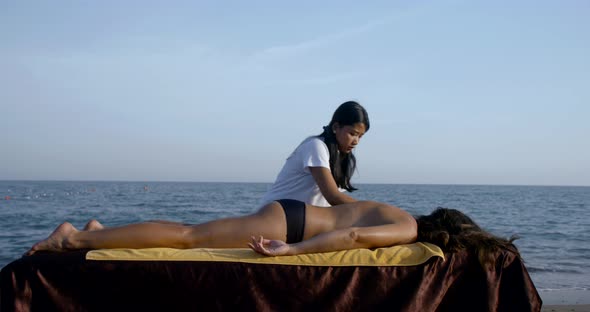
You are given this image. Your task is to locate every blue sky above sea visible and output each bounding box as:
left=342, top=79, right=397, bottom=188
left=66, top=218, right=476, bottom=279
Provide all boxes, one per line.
left=1, top=1, right=588, bottom=186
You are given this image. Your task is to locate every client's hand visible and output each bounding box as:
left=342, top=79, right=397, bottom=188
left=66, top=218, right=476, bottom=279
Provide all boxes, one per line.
left=248, top=236, right=290, bottom=256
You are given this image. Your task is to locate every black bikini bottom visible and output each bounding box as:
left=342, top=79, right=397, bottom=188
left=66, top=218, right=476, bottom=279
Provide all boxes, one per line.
left=276, top=199, right=306, bottom=244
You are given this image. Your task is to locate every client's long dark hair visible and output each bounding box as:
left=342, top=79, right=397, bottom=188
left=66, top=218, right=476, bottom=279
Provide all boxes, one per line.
left=416, top=208, right=519, bottom=269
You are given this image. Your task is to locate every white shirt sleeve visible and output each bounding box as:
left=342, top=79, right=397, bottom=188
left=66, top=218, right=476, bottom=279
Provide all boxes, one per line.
left=300, top=138, right=330, bottom=172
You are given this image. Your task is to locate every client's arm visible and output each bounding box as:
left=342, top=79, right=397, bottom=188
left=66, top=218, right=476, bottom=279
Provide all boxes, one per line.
left=250, top=221, right=417, bottom=256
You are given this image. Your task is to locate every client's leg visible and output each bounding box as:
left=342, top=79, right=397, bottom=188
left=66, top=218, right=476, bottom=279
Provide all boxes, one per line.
left=27, top=202, right=287, bottom=254
left=185, top=203, right=287, bottom=248
left=83, top=219, right=104, bottom=231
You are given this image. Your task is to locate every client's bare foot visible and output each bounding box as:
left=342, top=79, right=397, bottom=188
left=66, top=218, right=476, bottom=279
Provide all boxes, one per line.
left=83, top=219, right=104, bottom=231
left=26, top=222, right=78, bottom=255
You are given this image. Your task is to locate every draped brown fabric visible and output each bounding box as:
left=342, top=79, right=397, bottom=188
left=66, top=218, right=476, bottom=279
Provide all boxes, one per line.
left=1, top=249, right=541, bottom=312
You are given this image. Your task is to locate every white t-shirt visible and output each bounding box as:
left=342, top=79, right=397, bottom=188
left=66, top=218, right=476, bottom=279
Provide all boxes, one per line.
left=261, top=137, right=332, bottom=207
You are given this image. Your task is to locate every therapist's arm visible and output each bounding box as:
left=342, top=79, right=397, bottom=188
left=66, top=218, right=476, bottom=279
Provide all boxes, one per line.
left=310, top=167, right=356, bottom=205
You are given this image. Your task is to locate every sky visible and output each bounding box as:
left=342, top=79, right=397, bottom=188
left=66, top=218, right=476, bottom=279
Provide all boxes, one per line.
left=1, top=1, right=588, bottom=186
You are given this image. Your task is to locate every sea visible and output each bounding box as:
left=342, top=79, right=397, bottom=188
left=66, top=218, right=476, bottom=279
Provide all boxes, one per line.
left=1, top=181, right=588, bottom=305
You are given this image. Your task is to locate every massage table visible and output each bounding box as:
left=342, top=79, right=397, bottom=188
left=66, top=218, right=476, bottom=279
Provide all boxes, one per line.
left=1, top=242, right=541, bottom=311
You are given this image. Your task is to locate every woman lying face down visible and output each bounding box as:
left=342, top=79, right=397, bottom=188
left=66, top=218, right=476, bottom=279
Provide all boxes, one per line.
left=27, top=199, right=519, bottom=268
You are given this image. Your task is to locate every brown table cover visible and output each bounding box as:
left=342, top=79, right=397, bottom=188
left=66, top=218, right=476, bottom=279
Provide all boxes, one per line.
left=1, top=248, right=541, bottom=311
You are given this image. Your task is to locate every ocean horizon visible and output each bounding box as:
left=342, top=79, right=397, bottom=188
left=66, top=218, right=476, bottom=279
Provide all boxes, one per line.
left=3, top=178, right=589, bottom=187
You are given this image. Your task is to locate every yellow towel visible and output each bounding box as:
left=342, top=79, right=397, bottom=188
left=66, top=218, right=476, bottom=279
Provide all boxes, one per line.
left=86, top=242, right=444, bottom=267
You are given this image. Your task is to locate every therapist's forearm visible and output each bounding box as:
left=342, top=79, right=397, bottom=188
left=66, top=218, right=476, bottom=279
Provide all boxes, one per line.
left=326, top=192, right=356, bottom=205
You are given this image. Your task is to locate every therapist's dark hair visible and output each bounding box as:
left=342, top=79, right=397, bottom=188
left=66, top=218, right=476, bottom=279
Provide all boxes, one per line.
left=318, top=101, right=370, bottom=192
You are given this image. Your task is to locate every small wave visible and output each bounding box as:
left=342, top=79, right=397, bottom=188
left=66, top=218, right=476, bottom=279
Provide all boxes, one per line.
left=189, top=209, right=220, bottom=215
left=134, top=203, right=197, bottom=209
left=538, top=287, right=589, bottom=292
left=157, top=203, right=196, bottom=209
left=538, top=231, right=570, bottom=239
left=527, top=266, right=582, bottom=274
